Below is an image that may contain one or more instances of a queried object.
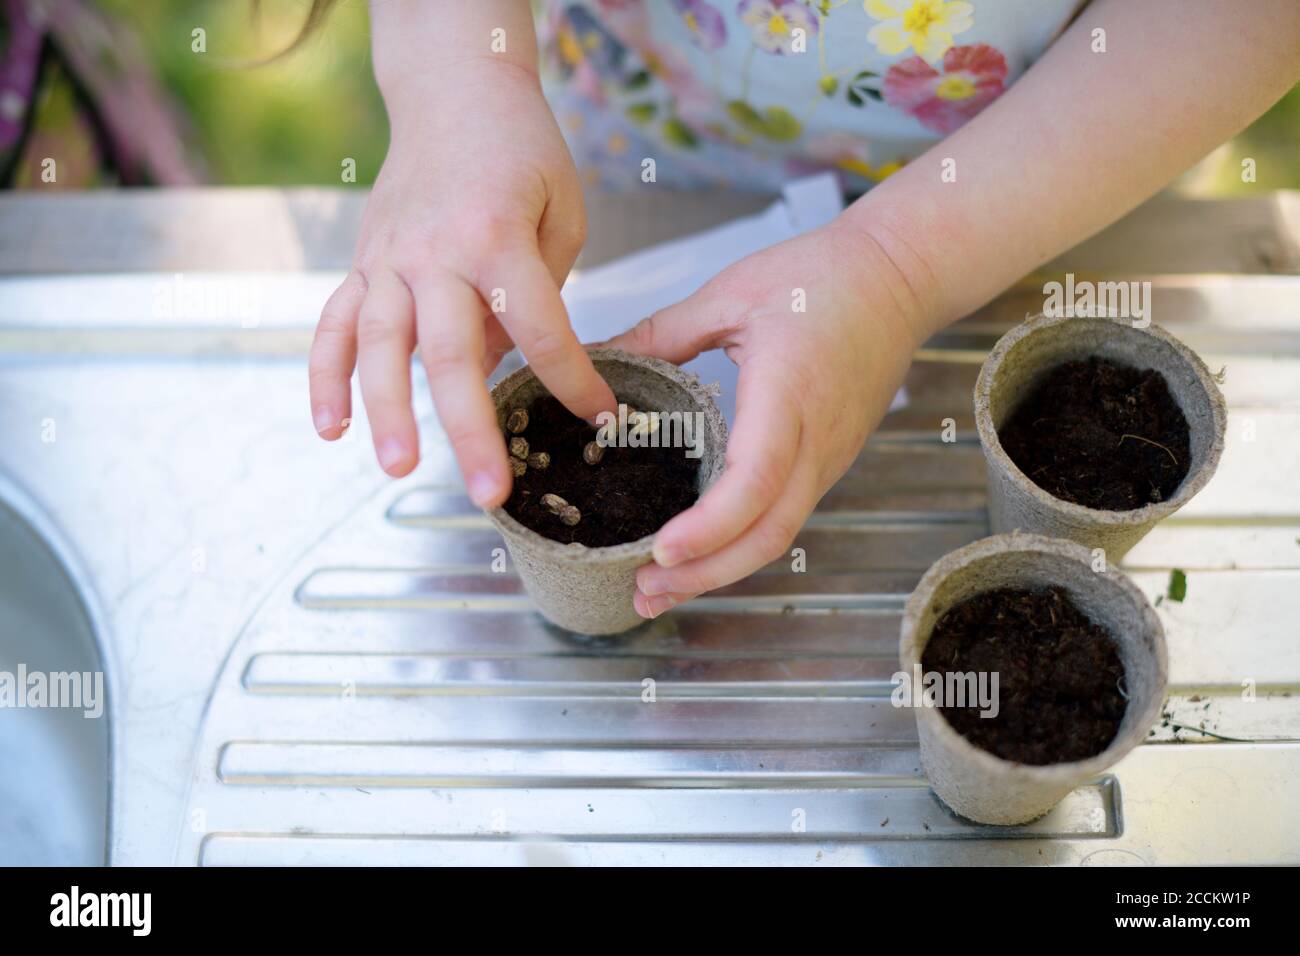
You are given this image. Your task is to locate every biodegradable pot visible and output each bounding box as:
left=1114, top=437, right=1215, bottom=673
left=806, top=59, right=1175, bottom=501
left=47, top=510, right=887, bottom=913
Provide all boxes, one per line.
left=975, top=314, right=1226, bottom=561
left=486, top=348, right=727, bottom=635
left=900, top=533, right=1167, bottom=826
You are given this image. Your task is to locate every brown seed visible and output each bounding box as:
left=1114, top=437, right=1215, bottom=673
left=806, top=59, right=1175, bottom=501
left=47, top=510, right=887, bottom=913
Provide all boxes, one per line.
left=527, top=452, right=550, bottom=470
left=583, top=441, right=605, bottom=465
left=540, top=493, right=568, bottom=514
left=558, top=505, right=581, bottom=527
left=509, top=436, right=529, bottom=460
left=506, top=408, right=529, bottom=434
left=510, top=457, right=527, bottom=478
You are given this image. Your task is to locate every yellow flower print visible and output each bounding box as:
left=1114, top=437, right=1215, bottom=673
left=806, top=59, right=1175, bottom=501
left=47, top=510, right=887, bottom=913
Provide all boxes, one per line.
left=865, top=0, right=974, bottom=63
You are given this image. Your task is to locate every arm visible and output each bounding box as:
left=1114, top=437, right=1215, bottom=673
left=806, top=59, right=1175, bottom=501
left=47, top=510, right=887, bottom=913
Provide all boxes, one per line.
left=612, top=0, right=1300, bottom=617
left=309, top=0, right=615, bottom=504
left=848, top=0, right=1300, bottom=338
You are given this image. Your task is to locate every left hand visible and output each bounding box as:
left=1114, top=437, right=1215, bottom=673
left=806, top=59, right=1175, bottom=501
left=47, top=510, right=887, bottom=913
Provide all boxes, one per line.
left=602, top=218, right=928, bottom=618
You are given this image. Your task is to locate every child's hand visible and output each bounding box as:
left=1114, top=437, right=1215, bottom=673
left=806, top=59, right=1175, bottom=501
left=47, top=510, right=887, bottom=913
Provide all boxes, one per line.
left=309, top=57, right=615, bottom=506
left=603, top=220, right=929, bottom=618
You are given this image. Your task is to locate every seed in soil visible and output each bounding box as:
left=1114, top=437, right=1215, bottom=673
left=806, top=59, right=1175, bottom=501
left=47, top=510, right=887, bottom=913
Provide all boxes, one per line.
left=510, top=457, right=527, bottom=478
left=508, top=436, right=529, bottom=460
left=506, top=409, right=529, bottom=434
left=997, top=357, right=1191, bottom=510
left=920, top=585, right=1127, bottom=765
left=540, top=492, right=569, bottom=514
left=505, top=394, right=700, bottom=547
left=558, top=505, right=581, bottom=526
left=527, top=452, right=551, bottom=470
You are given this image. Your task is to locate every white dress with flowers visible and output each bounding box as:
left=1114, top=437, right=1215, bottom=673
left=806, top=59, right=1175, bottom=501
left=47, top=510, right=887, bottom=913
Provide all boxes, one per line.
left=539, top=0, right=1086, bottom=192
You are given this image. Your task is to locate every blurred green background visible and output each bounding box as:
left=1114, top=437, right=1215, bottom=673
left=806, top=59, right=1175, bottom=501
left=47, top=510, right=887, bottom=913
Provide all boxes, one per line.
left=40, top=0, right=1300, bottom=193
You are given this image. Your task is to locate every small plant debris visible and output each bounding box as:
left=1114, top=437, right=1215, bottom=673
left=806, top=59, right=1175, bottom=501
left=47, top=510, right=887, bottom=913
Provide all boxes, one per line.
left=1167, top=568, right=1188, bottom=603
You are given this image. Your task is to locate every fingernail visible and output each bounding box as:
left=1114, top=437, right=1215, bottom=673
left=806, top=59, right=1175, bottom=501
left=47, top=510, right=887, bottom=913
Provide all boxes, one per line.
left=313, top=405, right=336, bottom=435
left=653, top=541, right=691, bottom=568
left=377, top=438, right=407, bottom=473
left=638, top=573, right=670, bottom=597
left=645, top=594, right=678, bottom=619
left=468, top=471, right=501, bottom=508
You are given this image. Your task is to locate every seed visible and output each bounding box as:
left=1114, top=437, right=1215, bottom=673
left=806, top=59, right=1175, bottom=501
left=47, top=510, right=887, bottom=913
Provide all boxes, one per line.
left=628, top=408, right=659, bottom=438
left=527, top=452, right=550, bottom=470
left=506, top=408, right=529, bottom=434
left=540, top=493, right=569, bottom=514
left=510, top=457, right=527, bottom=478
left=583, top=441, right=605, bottom=465
left=509, top=436, right=529, bottom=460
left=559, top=505, right=581, bottom=527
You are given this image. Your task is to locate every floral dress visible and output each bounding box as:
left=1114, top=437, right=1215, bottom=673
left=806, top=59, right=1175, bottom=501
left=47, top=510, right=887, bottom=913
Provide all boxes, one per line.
left=539, top=0, right=1086, bottom=192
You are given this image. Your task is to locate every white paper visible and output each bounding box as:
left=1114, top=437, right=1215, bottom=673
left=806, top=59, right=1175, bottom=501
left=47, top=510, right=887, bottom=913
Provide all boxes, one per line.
left=557, top=173, right=907, bottom=424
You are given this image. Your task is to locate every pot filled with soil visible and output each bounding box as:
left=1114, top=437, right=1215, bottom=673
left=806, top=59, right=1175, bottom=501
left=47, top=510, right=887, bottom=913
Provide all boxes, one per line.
left=899, top=532, right=1166, bottom=826
left=485, top=348, right=727, bottom=635
left=975, top=314, right=1226, bottom=560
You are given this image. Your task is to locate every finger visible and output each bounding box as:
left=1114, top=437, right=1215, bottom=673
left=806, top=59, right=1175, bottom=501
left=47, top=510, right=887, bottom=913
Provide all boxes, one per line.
left=480, top=311, right=515, bottom=378
left=356, top=271, right=419, bottom=477
left=481, top=240, right=616, bottom=422
left=600, top=296, right=736, bottom=366
left=650, top=359, right=800, bottom=568
left=634, top=589, right=701, bottom=621
left=411, top=272, right=512, bottom=508
left=309, top=270, right=366, bottom=439
left=638, top=459, right=822, bottom=598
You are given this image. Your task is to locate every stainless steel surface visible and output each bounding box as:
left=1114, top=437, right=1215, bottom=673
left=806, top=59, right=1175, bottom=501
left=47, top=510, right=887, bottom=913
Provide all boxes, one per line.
left=1, top=202, right=1298, bottom=864
left=0, top=475, right=111, bottom=864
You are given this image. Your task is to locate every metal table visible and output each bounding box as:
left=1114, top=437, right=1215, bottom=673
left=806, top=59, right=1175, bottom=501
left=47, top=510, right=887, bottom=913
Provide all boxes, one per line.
left=1, top=189, right=1297, bottom=865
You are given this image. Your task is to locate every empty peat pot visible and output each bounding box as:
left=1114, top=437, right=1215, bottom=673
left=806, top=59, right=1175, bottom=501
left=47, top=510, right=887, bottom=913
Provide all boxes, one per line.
left=975, top=314, right=1226, bottom=560
left=485, top=348, right=727, bottom=635
left=900, top=533, right=1167, bottom=826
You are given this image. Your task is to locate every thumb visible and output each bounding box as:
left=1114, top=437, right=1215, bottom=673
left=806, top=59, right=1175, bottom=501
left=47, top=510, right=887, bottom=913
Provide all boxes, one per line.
left=599, top=293, right=735, bottom=366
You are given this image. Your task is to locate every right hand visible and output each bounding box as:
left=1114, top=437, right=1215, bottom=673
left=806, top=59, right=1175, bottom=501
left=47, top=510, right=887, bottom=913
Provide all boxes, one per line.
left=308, top=58, right=616, bottom=507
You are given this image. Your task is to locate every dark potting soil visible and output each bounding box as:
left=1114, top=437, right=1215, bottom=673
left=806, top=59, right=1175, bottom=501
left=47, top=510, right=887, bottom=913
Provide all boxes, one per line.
left=503, top=395, right=700, bottom=548
left=920, top=586, right=1127, bottom=765
left=998, top=357, right=1191, bottom=510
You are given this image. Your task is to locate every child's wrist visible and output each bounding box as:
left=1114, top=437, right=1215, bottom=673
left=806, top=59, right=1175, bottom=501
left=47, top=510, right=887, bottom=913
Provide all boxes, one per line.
left=832, top=205, right=944, bottom=349
left=376, top=53, right=539, bottom=106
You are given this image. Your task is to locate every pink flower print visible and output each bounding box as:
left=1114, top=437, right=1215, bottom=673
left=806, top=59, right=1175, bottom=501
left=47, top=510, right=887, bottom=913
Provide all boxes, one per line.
left=883, top=43, right=1008, bottom=134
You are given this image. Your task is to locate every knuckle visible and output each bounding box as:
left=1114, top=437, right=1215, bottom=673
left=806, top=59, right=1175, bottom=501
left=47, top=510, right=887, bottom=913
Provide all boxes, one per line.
left=756, top=519, right=798, bottom=564
left=307, top=361, right=340, bottom=389
left=356, top=309, right=400, bottom=349
left=443, top=420, right=492, bottom=457
left=519, top=326, right=572, bottom=367
left=733, top=457, right=784, bottom=504
left=628, top=313, right=660, bottom=352
left=457, top=213, right=519, bottom=257
left=313, top=315, right=353, bottom=347
left=419, top=336, right=471, bottom=377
